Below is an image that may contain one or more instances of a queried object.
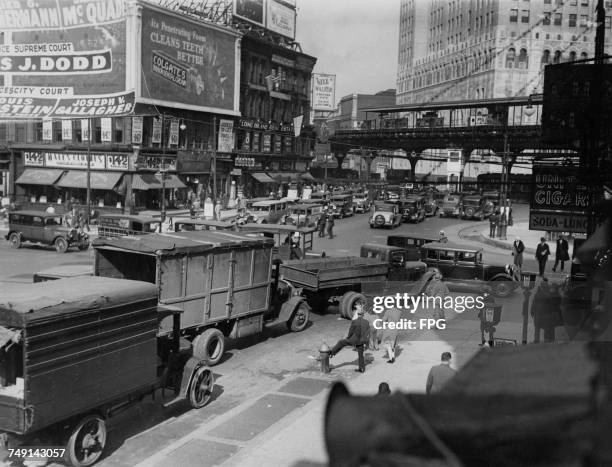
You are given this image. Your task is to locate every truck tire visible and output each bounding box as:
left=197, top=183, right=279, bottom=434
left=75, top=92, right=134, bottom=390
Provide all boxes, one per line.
left=8, top=232, right=21, bottom=249
left=193, top=328, right=225, bottom=366
left=65, top=414, right=107, bottom=467
left=288, top=301, right=310, bottom=332
left=339, top=292, right=366, bottom=320
left=188, top=366, right=214, bottom=409
left=55, top=237, right=68, bottom=253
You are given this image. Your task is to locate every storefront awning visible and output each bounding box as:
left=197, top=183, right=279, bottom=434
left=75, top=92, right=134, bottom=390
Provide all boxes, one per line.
left=16, top=169, right=64, bottom=186
left=155, top=173, right=186, bottom=189
left=56, top=171, right=123, bottom=190
left=132, top=173, right=163, bottom=190
left=251, top=172, right=276, bottom=183
left=301, top=173, right=316, bottom=181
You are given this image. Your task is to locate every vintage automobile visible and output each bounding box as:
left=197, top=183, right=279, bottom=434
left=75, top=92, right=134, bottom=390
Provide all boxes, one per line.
left=0, top=276, right=214, bottom=466
left=174, top=219, right=237, bottom=232
left=460, top=195, right=495, bottom=220
left=387, top=234, right=441, bottom=250
left=5, top=210, right=89, bottom=253
left=399, top=197, right=426, bottom=223
left=247, top=200, right=290, bottom=224
left=309, top=191, right=330, bottom=203
left=420, top=242, right=518, bottom=297
left=360, top=243, right=426, bottom=281
left=330, top=194, right=354, bottom=218
left=353, top=193, right=372, bottom=213
left=369, top=202, right=402, bottom=229
left=420, top=191, right=439, bottom=217
left=284, top=203, right=324, bottom=227
left=98, top=214, right=161, bottom=237
left=439, top=194, right=462, bottom=218
left=93, top=231, right=310, bottom=366
left=238, top=223, right=320, bottom=260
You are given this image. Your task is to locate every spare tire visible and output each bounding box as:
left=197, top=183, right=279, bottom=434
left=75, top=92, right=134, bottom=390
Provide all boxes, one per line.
left=375, top=215, right=385, bottom=226
left=339, top=292, right=366, bottom=320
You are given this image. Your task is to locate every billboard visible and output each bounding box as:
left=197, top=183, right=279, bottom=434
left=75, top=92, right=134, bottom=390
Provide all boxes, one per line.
left=234, top=0, right=265, bottom=27
left=266, top=0, right=296, bottom=39
left=141, top=5, right=238, bottom=114
left=0, top=0, right=133, bottom=119
left=312, top=74, right=336, bottom=111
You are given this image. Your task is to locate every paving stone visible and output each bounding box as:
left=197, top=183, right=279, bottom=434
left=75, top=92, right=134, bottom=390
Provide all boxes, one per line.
left=276, top=377, right=332, bottom=397
left=154, top=439, right=239, bottom=467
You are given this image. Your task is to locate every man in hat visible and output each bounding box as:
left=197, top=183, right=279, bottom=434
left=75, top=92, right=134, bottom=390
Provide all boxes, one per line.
left=330, top=301, right=370, bottom=373
left=553, top=234, right=570, bottom=272
left=535, top=237, right=551, bottom=276
left=289, top=232, right=303, bottom=260
left=512, top=236, right=525, bottom=269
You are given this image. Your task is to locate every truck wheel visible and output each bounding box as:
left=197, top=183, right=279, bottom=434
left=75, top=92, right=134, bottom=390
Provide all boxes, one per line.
left=8, top=233, right=21, bottom=249
left=65, top=415, right=107, bottom=467
left=55, top=237, right=68, bottom=253
left=193, top=328, right=225, bottom=366
left=188, top=366, right=214, bottom=409
left=340, top=292, right=366, bottom=320
left=491, top=279, right=513, bottom=298
left=288, top=302, right=310, bottom=332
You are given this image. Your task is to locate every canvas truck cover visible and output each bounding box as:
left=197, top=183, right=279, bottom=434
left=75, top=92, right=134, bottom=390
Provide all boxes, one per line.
left=0, top=276, right=158, bottom=327
left=92, top=230, right=274, bottom=255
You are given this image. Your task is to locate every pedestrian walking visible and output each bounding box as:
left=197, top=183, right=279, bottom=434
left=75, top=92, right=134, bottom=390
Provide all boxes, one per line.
left=489, top=211, right=499, bottom=238
left=362, top=307, right=380, bottom=350
left=381, top=306, right=402, bottom=364
left=377, top=382, right=391, bottom=395
left=512, top=236, right=525, bottom=269
left=477, top=293, right=497, bottom=346
left=532, top=278, right=551, bottom=343
left=424, top=270, right=449, bottom=320
left=317, top=213, right=326, bottom=237
left=329, top=301, right=370, bottom=373
left=289, top=232, right=303, bottom=260
left=535, top=237, right=551, bottom=276
left=326, top=212, right=335, bottom=239
left=553, top=234, right=570, bottom=272
left=426, top=352, right=456, bottom=394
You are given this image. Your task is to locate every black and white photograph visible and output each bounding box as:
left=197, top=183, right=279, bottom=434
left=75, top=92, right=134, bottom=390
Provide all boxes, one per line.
left=1, top=0, right=611, bottom=466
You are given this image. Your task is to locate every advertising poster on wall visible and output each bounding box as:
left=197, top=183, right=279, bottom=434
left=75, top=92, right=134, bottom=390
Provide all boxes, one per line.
left=62, top=120, right=72, bottom=141
left=266, top=0, right=296, bottom=39
left=312, top=74, right=336, bottom=111
left=101, top=118, right=112, bottom=142
left=0, top=0, right=134, bottom=119
left=81, top=119, right=90, bottom=141
left=141, top=5, right=237, bottom=113
left=217, top=119, right=235, bottom=153
left=152, top=117, right=162, bottom=143
left=169, top=119, right=180, bottom=147
left=132, top=116, right=143, bottom=144
left=42, top=120, right=52, bottom=141
left=233, top=0, right=265, bottom=27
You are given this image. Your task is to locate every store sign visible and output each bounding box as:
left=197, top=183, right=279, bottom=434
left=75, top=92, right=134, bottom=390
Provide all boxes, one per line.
left=217, top=119, right=234, bottom=153
left=0, top=0, right=131, bottom=119
left=235, top=157, right=255, bottom=167
left=242, top=131, right=251, bottom=151
left=24, top=151, right=128, bottom=171
left=529, top=211, right=588, bottom=233
left=176, top=150, right=211, bottom=173
left=266, top=0, right=296, bottom=39
left=530, top=164, right=589, bottom=212
left=141, top=156, right=177, bottom=171
left=252, top=132, right=260, bottom=152
left=274, top=136, right=282, bottom=153
left=233, top=0, right=265, bottom=27
left=141, top=5, right=237, bottom=113
left=312, top=74, right=336, bottom=111
left=262, top=134, right=271, bottom=152
left=132, top=116, right=143, bottom=144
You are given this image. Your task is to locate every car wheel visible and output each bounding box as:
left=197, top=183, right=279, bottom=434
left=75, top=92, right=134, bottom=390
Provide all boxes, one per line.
left=188, top=366, right=214, bottom=409
left=65, top=414, right=107, bottom=467
left=9, top=233, right=21, bottom=249
left=54, top=237, right=68, bottom=253
left=192, top=328, right=225, bottom=366
left=288, top=301, right=310, bottom=332
left=491, top=279, right=513, bottom=298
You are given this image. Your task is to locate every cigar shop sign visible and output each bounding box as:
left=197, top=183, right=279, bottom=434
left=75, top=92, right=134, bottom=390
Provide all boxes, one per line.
left=24, top=151, right=129, bottom=171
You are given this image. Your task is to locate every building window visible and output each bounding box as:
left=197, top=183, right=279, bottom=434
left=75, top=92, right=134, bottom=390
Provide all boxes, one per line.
left=569, top=14, right=577, bottom=27
left=510, top=9, right=518, bottom=22
left=518, top=49, right=528, bottom=68
left=506, top=48, right=516, bottom=68
left=581, top=52, right=588, bottom=59
left=554, top=13, right=562, bottom=26
left=581, top=0, right=588, bottom=5
left=569, top=50, right=577, bottom=61
left=543, top=11, right=551, bottom=25
left=570, top=0, right=577, bottom=4
left=580, top=15, right=589, bottom=27
left=553, top=50, right=562, bottom=63
left=541, top=49, right=551, bottom=67
left=607, top=16, right=612, bottom=28
left=521, top=10, right=530, bottom=23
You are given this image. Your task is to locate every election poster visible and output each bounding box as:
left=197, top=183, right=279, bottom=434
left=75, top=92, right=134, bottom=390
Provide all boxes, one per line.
left=62, top=119, right=72, bottom=141
left=217, top=119, right=234, bottom=153
left=101, top=118, right=112, bottom=142
left=42, top=120, right=52, bottom=141
left=132, top=116, right=143, bottom=144
left=312, top=74, right=336, bottom=111
left=152, top=117, right=162, bottom=144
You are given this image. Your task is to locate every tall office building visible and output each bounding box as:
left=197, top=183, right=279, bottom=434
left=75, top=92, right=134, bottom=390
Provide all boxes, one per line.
left=396, top=0, right=612, bottom=105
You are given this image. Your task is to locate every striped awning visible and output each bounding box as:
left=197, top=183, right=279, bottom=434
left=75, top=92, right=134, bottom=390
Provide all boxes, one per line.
left=155, top=173, right=186, bottom=189
left=301, top=173, right=316, bottom=181
left=251, top=172, right=276, bottom=183
left=16, top=169, right=64, bottom=185
left=132, top=173, right=163, bottom=190
left=56, top=171, right=123, bottom=190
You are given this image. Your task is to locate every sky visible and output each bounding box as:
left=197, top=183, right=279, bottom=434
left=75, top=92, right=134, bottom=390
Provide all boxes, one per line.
left=295, top=0, right=400, bottom=106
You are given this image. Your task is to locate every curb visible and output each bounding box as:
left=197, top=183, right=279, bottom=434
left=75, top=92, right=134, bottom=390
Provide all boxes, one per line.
left=457, top=219, right=537, bottom=255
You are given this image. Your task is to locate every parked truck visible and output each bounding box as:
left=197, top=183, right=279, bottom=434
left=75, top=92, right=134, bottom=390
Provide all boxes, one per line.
left=92, top=230, right=310, bottom=366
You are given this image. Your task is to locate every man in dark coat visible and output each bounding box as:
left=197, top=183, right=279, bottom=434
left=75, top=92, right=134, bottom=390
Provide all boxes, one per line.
left=535, top=237, right=551, bottom=276
left=426, top=352, right=456, bottom=394
left=330, top=302, right=370, bottom=372
left=317, top=212, right=326, bottom=237
left=512, top=236, right=525, bottom=269
left=553, top=234, right=570, bottom=272
left=489, top=211, right=499, bottom=238
left=326, top=212, right=335, bottom=239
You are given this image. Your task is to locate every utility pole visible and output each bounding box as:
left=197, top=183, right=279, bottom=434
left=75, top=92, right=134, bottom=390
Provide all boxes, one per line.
left=212, top=116, right=218, bottom=220
left=86, top=118, right=91, bottom=224
left=160, top=115, right=166, bottom=224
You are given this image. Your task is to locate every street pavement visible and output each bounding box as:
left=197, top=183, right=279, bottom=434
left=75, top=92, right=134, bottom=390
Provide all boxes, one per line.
left=0, top=203, right=570, bottom=466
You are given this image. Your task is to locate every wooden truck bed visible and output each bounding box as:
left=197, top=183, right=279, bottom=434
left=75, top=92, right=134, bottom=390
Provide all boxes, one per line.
left=279, top=257, right=388, bottom=291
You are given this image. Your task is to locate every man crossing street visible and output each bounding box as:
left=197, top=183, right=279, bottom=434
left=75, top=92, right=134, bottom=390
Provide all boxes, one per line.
left=330, top=302, right=370, bottom=372
left=489, top=210, right=499, bottom=238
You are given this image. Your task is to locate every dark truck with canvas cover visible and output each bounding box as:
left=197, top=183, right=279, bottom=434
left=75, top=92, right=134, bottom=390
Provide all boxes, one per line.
left=0, top=276, right=214, bottom=466
left=92, top=231, right=310, bottom=366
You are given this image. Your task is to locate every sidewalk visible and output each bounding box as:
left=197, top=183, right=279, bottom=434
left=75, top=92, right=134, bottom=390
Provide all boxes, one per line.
left=132, top=312, right=499, bottom=467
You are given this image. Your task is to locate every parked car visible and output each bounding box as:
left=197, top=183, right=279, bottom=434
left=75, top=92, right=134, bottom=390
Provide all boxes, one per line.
left=387, top=234, right=441, bottom=250
left=399, top=197, right=426, bottom=223
left=248, top=200, right=290, bottom=224
left=353, top=193, right=371, bottom=213
left=460, top=195, right=495, bottom=220
left=360, top=243, right=426, bottom=281
left=330, top=194, right=354, bottom=218
left=98, top=214, right=161, bottom=237
left=420, top=242, right=518, bottom=297
left=439, top=194, right=462, bottom=218
left=5, top=210, right=89, bottom=253
left=369, top=202, right=402, bottom=229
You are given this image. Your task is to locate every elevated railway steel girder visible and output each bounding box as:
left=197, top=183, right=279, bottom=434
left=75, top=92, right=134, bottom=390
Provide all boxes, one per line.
left=330, top=125, right=571, bottom=155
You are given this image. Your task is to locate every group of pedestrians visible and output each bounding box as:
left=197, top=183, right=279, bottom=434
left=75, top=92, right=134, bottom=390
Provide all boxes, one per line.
left=316, top=207, right=336, bottom=239
left=512, top=234, right=570, bottom=277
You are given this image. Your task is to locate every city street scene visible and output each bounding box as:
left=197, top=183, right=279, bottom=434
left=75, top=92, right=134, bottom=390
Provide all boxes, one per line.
left=0, top=0, right=611, bottom=466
